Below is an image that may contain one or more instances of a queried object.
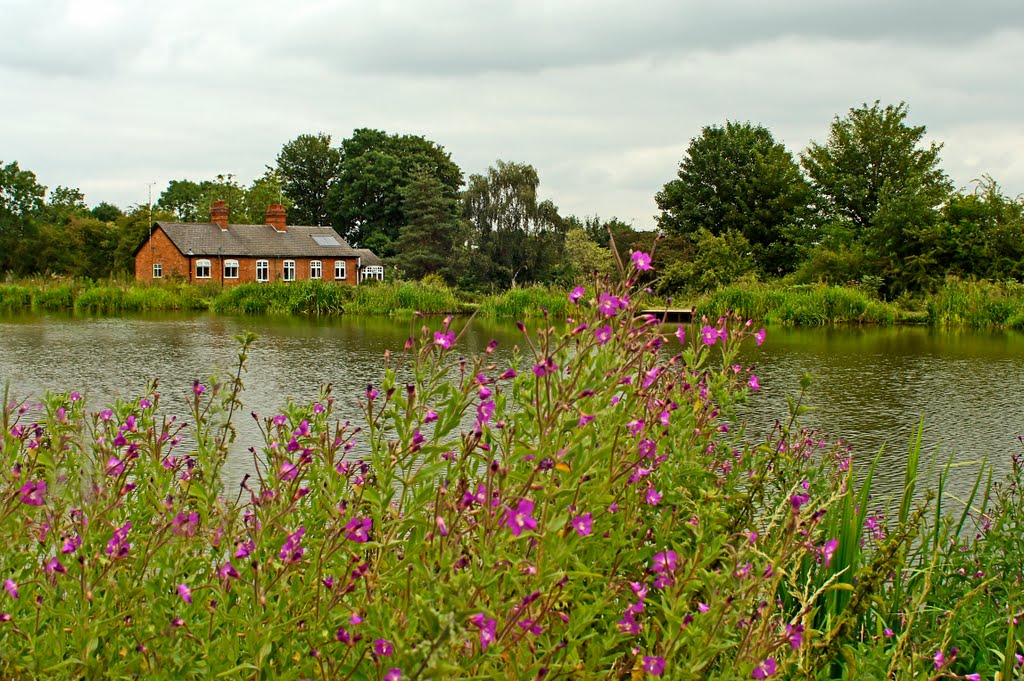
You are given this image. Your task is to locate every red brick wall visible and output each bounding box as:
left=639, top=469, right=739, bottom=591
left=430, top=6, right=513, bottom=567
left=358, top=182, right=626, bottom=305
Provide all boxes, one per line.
left=135, top=231, right=361, bottom=286
left=134, top=228, right=189, bottom=282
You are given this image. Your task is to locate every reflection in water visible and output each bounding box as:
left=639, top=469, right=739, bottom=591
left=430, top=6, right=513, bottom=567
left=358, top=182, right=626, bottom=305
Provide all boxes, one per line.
left=2, top=313, right=1023, bottom=506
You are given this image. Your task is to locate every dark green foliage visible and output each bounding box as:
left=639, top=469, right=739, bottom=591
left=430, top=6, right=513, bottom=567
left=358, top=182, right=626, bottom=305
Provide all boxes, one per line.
left=655, top=228, right=756, bottom=295
left=657, top=121, right=812, bottom=275
left=274, top=132, right=341, bottom=226
left=392, top=167, right=468, bottom=283
left=463, top=160, right=566, bottom=289
left=327, top=128, right=463, bottom=253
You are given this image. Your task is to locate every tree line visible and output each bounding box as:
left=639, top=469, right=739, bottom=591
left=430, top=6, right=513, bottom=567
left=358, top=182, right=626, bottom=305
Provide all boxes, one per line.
left=3, top=101, right=1022, bottom=297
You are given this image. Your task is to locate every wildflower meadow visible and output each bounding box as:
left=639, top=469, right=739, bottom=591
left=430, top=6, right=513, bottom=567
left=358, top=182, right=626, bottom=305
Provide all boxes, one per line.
left=1, top=252, right=1022, bottom=679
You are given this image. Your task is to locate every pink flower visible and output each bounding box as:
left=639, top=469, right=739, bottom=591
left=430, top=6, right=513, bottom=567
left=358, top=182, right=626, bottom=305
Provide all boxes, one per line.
left=218, top=562, right=240, bottom=581
left=749, top=374, right=760, bottom=391
left=594, top=325, right=613, bottom=345
left=933, top=650, right=946, bottom=670
left=425, top=408, right=439, bottom=423
left=18, top=480, right=46, bottom=506
left=675, top=326, right=685, bottom=344
left=384, top=669, right=402, bottom=681
left=642, top=656, right=665, bottom=676
left=631, top=251, right=653, bottom=272
left=505, top=499, right=538, bottom=536
left=652, top=550, right=678, bottom=573
left=45, top=557, right=66, bottom=575
left=433, top=330, right=455, bottom=349
left=572, top=513, right=593, bottom=536
left=569, top=286, right=585, bottom=303
left=4, top=579, right=18, bottom=599
left=645, top=487, right=662, bottom=506
left=373, top=638, right=394, bottom=656
left=469, top=613, right=497, bottom=650
left=701, top=325, right=719, bottom=345
left=786, top=623, right=804, bottom=649
left=755, top=328, right=766, bottom=346
left=279, top=526, right=306, bottom=562
left=821, top=538, right=839, bottom=567
left=345, top=517, right=372, bottom=543
left=752, top=658, right=777, bottom=679
left=177, top=583, right=192, bottom=604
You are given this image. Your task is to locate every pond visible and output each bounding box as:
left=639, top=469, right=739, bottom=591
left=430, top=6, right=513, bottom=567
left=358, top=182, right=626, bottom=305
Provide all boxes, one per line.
left=2, top=312, right=1022, bottom=506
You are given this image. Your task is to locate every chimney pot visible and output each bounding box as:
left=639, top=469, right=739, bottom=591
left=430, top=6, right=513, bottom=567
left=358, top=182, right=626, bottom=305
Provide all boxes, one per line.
left=266, top=204, right=287, bottom=232
left=210, top=200, right=229, bottom=231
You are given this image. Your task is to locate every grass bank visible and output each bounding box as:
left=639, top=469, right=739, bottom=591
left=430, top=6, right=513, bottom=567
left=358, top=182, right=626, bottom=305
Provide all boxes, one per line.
left=5, top=277, right=1024, bottom=327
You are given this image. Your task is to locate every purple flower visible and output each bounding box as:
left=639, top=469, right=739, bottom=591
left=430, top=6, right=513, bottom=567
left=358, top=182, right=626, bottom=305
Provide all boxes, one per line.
left=577, top=413, right=595, bottom=428
left=821, top=538, right=839, bottom=567
left=532, top=357, right=559, bottom=377
left=617, top=612, right=641, bottom=635
left=18, top=480, right=46, bottom=506
left=384, top=669, right=402, bottom=681
left=171, top=511, right=200, bottom=538
left=752, top=658, right=777, bottom=679
left=192, top=381, right=205, bottom=397
left=675, top=326, right=685, bottom=344
left=373, top=638, right=394, bottom=656
left=755, top=328, right=766, bottom=346
left=642, top=656, right=665, bottom=676
left=235, top=540, right=255, bottom=558
left=645, top=487, right=662, bottom=506
left=218, top=562, right=240, bottom=581
left=279, top=526, right=306, bottom=563
left=469, top=613, right=497, bottom=650
left=505, top=499, right=538, bottom=536
left=572, top=513, right=593, bottom=536
left=178, top=583, right=192, bottom=604
left=4, top=579, right=18, bottom=599
left=569, top=286, right=585, bottom=303
left=701, top=325, right=719, bottom=345
left=476, top=400, right=496, bottom=429
left=883, top=628, right=894, bottom=638
left=45, top=557, right=66, bottom=575
left=786, top=623, right=804, bottom=650
left=748, top=374, right=760, bottom=391
left=105, top=522, right=132, bottom=559
left=425, top=408, right=439, bottom=423
left=652, top=550, right=678, bottom=573
left=933, top=650, right=946, bottom=670
left=631, top=251, right=653, bottom=272
left=597, top=292, right=620, bottom=317
left=60, top=534, right=82, bottom=555
left=594, top=325, right=613, bottom=345
left=790, top=493, right=810, bottom=513
left=345, top=517, right=372, bottom=543
left=434, top=330, right=455, bottom=349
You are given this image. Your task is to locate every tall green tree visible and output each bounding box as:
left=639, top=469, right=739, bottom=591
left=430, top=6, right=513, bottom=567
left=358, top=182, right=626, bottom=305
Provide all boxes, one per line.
left=327, top=128, right=463, bottom=254
left=275, top=133, right=341, bottom=226
left=392, top=167, right=467, bottom=282
left=157, top=180, right=205, bottom=222
left=463, top=160, right=564, bottom=288
left=801, top=101, right=952, bottom=282
left=656, top=121, right=811, bottom=275
left=0, top=161, right=46, bottom=275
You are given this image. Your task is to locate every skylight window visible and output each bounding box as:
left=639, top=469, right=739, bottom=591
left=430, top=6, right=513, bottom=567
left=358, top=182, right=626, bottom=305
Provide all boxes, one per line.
left=312, top=235, right=341, bottom=246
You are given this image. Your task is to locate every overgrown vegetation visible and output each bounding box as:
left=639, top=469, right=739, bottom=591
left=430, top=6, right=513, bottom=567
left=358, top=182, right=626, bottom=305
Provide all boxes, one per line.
left=2, top=266, right=1021, bottom=678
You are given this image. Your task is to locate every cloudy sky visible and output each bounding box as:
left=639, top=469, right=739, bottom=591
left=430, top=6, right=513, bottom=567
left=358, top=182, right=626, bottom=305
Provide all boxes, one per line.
left=1, top=0, right=1022, bottom=229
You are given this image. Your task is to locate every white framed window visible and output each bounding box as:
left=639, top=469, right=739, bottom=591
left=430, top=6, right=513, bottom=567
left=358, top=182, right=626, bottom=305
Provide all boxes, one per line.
left=334, top=260, right=346, bottom=280
left=283, top=260, right=296, bottom=281
left=256, top=260, right=269, bottom=282
left=195, top=259, right=211, bottom=279
left=310, top=260, right=322, bottom=280
left=361, top=265, right=384, bottom=282
left=153, top=263, right=162, bottom=278
left=224, top=259, right=239, bottom=279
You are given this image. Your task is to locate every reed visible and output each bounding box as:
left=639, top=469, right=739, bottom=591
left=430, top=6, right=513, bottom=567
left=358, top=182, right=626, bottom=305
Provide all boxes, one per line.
left=476, top=285, right=574, bottom=318
left=928, top=278, right=1024, bottom=328
left=696, top=282, right=899, bottom=325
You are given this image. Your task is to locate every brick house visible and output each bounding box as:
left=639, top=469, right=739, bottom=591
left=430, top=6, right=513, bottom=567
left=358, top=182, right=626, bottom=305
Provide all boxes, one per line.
left=134, top=202, right=384, bottom=285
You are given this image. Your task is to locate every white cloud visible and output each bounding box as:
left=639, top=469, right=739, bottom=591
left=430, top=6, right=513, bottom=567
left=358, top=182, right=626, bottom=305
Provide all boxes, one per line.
left=1, top=0, right=1022, bottom=227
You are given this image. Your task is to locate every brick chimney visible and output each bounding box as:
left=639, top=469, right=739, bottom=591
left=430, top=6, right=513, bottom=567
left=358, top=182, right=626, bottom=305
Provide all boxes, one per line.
left=210, top=201, right=229, bottom=231
left=266, top=204, right=287, bottom=232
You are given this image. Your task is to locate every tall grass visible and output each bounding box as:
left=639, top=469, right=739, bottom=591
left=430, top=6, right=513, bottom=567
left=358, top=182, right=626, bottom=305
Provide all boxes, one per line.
left=477, top=285, right=574, bottom=318
left=696, top=282, right=899, bottom=325
left=928, top=278, right=1024, bottom=328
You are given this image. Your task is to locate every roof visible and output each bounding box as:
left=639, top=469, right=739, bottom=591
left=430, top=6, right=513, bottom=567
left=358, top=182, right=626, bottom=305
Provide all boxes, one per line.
left=145, top=222, right=366, bottom=259
left=354, top=249, right=383, bottom=268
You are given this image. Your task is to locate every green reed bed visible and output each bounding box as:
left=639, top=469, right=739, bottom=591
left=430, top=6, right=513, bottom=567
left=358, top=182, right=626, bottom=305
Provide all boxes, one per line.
left=0, top=284, right=32, bottom=309
left=696, top=282, right=899, bottom=325
left=476, top=285, right=577, bottom=318
left=928, top=278, right=1024, bottom=328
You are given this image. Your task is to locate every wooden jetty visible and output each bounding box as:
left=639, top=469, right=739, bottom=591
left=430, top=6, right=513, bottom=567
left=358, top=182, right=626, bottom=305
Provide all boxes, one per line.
left=637, top=308, right=694, bottom=323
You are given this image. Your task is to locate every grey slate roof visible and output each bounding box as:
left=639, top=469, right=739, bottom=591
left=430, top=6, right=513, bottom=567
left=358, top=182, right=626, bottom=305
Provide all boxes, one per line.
left=152, top=222, right=365, bottom=259
left=354, top=249, right=383, bottom=268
